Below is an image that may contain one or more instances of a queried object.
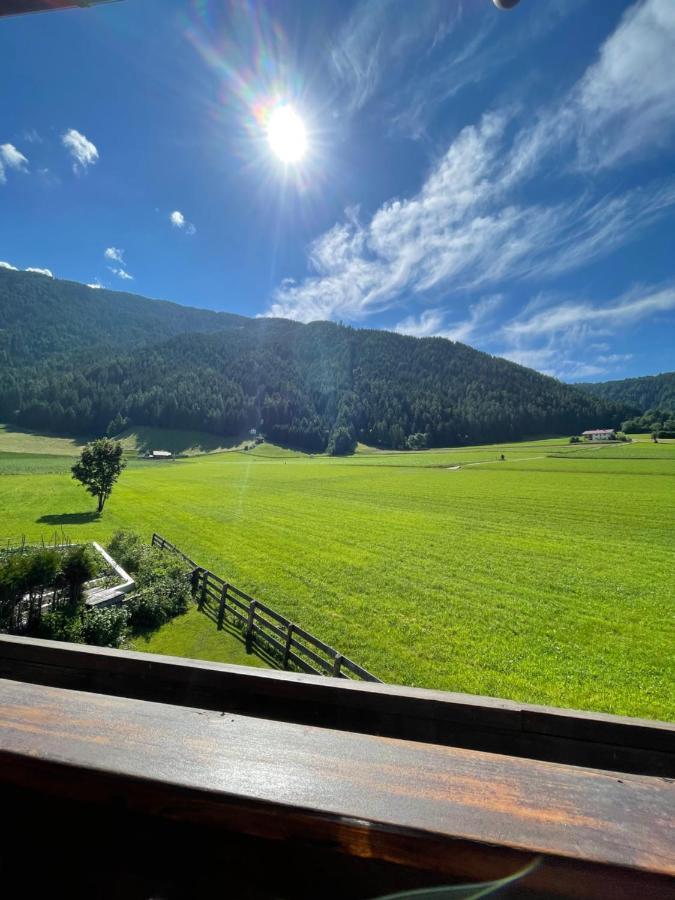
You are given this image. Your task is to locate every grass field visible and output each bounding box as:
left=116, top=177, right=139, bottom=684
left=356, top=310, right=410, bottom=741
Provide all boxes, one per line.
left=1, top=426, right=673, bottom=720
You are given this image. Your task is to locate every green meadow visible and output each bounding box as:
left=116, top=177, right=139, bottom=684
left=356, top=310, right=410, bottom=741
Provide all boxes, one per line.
left=1, top=426, right=673, bottom=721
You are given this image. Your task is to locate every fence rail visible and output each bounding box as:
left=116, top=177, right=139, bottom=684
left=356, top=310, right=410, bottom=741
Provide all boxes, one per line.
left=152, top=533, right=380, bottom=683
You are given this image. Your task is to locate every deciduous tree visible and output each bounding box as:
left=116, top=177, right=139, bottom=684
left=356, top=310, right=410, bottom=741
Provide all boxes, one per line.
left=72, top=438, right=126, bottom=512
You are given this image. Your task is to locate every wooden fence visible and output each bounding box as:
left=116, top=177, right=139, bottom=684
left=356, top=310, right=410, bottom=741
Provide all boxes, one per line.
left=152, top=533, right=380, bottom=683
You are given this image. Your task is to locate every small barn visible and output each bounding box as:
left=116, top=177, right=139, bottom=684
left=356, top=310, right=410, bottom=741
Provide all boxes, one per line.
left=149, top=449, right=172, bottom=459
left=582, top=429, right=616, bottom=442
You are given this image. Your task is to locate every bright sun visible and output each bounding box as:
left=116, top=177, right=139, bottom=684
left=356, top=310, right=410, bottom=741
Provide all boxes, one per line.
left=267, top=105, right=307, bottom=164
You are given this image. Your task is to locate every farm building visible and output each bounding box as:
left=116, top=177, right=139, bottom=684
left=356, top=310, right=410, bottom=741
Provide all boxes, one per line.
left=149, top=449, right=172, bottom=459
left=582, top=429, right=616, bottom=441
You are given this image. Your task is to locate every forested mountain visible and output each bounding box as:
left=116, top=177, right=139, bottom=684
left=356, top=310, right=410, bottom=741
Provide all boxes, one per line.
left=576, top=372, right=675, bottom=413
left=0, top=269, right=632, bottom=452
left=0, top=268, right=245, bottom=367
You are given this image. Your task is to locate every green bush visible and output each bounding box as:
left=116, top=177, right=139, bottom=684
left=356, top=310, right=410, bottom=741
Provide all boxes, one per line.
left=126, top=575, right=190, bottom=630
left=107, top=530, right=186, bottom=587
left=38, top=610, right=85, bottom=643
left=569, top=435, right=581, bottom=443
left=406, top=432, right=428, bottom=450
left=61, top=545, right=99, bottom=607
left=82, top=606, right=129, bottom=648
left=107, top=530, right=149, bottom=575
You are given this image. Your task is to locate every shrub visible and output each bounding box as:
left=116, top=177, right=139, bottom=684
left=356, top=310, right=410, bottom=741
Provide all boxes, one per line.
left=61, top=545, right=99, bottom=608
left=406, top=432, right=428, bottom=450
left=569, top=435, right=581, bottom=443
left=126, top=575, right=190, bottom=631
left=38, top=610, right=85, bottom=644
left=327, top=426, right=356, bottom=456
left=107, top=530, right=186, bottom=587
left=82, top=606, right=129, bottom=648
left=107, top=530, right=149, bottom=575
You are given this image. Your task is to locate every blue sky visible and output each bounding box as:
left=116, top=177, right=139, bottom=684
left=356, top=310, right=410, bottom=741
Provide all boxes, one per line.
left=1, top=0, right=674, bottom=381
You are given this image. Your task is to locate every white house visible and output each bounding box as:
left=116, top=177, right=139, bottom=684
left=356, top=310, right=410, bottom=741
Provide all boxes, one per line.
left=150, top=449, right=172, bottom=459
left=581, top=429, right=616, bottom=441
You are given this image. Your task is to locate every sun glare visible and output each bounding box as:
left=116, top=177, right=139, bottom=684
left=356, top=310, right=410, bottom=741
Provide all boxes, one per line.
left=267, top=105, right=307, bottom=164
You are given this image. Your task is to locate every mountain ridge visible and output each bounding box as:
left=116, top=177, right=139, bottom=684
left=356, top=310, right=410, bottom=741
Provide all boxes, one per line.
left=0, top=269, right=633, bottom=451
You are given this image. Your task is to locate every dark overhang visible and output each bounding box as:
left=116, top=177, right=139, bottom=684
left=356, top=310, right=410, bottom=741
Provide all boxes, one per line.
left=0, top=0, right=121, bottom=17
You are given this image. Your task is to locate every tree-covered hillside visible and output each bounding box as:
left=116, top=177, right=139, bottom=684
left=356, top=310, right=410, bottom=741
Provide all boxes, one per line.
left=0, top=268, right=245, bottom=367
left=0, top=270, right=631, bottom=451
left=576, top=372, right=675, bottom=413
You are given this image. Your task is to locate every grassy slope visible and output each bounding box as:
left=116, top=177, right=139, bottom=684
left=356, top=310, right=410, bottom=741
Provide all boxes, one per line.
left=129, top=605, right=269, bottom=668
left=0, top=431, right=673, bottom=720
left=0, top=423, right=248, bottom=459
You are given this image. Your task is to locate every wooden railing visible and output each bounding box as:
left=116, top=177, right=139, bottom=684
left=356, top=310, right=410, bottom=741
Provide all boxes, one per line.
left=152, top=533, right=380, bottom=683
left=1, top=636, right=674, bottom=899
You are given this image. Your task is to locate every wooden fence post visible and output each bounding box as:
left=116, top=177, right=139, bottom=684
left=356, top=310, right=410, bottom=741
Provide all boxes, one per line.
left=190, top=568, right=201, bottom=599
left=246, top=601, right=257, bottom=643
left=199, top=572, right=208, bottom=610
left=283, top=624, right=294, bottom=669
left=332, top=654, right=343, bottom=678
left=217, top=584, right=228, bottom=631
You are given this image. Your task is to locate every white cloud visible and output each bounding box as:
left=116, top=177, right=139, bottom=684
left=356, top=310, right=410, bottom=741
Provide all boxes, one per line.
left=497, top=285, right=675, bottom=379
left=268, top=108, right=675, bottom=323
left=330, top=0, right=463, bottom=116
left=574, top=0, right=675, bottom=170
left=170, top=209, right=196, bottom=235
left=26, top=267, right=53, bottom=277
left=61, top=128, right=99, bottom=173
left=104, top=246, right=124, bottom=263
left=108, top=267, right=133, bottom=281
left=503, top=286, right=675, bottom=342
left=269, top=1, right=675, bottom=333
left=331, top=0, right=585, bottom=138
left=395, top=296, right=503, bottom=344
left=87, top=282, right=103, bottom=289
left=0, top=142, right=29, bottom=184
left=0, top=260, right=18, bottom=270
left=394, top=308, right=446, bottom=339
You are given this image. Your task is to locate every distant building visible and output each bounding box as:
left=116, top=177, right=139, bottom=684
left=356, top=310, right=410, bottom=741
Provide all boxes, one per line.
left=150, top=449, right=172, bottom=459
left=249, top=428, right=257, bottom=436
left=582, top=429, right=615, bottom=442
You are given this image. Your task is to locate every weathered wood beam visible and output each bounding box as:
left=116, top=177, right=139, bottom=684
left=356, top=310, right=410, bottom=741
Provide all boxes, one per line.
left=0, top=676, right=673, bottom=897
left=1, top=635, right=672, bottom=776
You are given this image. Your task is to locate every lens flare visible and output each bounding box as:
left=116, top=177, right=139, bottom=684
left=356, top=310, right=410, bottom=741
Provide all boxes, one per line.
left=267, top=105, right=307, bottom=163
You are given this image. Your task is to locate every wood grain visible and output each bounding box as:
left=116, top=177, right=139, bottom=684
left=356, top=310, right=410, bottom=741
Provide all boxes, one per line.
left=0, top=675, right=673, bottom=891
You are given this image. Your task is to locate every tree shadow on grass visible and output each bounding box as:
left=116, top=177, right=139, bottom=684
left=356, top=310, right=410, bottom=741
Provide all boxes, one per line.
left=37, top=511, right=101, bottom=525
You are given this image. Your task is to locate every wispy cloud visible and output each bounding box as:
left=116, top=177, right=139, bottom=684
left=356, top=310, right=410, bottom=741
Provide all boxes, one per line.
left=87, top=281, right=103, bottom=289
left=574, top=0, right=675, bottom=170
left=497, top=285, right=675, bottom=379
left=104, top=246, right=124, bottom=263
left=330, top=0, right=463, bottom=117
left=104, top=247, right=133, bottom=280
left=108, top=267, right=133, bottom=281
left=270, top=0, right=675, bottom=368
left=395, top=296, right=503, bottom=344
left=0, top=142, right=29, bottom=184
left=331, top=0, right=585, bottom=137
left=503, top=286, right=675, bottom=341
left=62, top=128, right=98, bottom=174
left=268, top=108, right=675, bottom=323
left=0, top=260, right=18, bottom=270
left=170, top=209, right=196, bottom=235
